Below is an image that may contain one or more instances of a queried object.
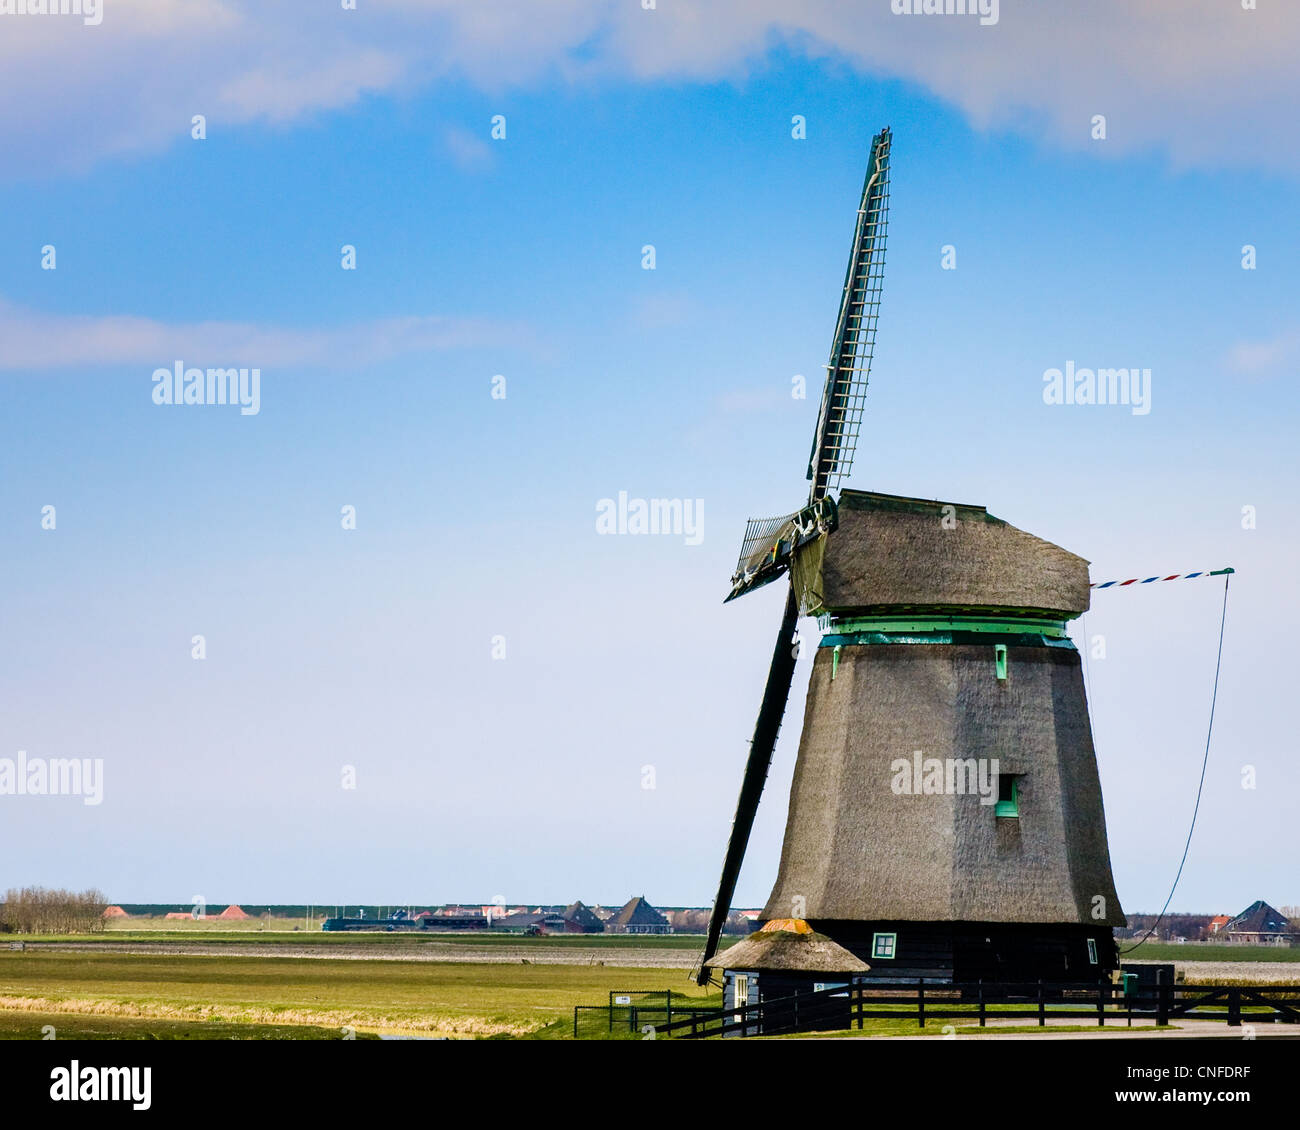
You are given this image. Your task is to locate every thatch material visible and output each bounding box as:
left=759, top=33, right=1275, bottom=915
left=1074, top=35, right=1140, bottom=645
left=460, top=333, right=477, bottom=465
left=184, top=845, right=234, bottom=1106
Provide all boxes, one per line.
left=706, top=927, right=870, bottom=974
left=562, top=901, right=604, bottom=931
left=611, top=896, right=668, bottom=928
left=807, top=490, right=1091, bottom=617
left=762, top=642, right=1126, bottom=927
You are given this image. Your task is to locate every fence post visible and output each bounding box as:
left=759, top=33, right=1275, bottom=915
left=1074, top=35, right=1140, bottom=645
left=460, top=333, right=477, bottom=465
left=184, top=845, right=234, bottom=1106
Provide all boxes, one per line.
left=574, top=1006, right=579, bottom=1040
left=1228, top=988, right=1241, bottom=1027
left=1097, top=978, right=1107, bottom=1027
left=918, top=978, right=925, bottom=1029
left=1038, top=980, right=1045, bottom=1028
left=979, top=981, right=986, bottom=1028
left=1157, top=980, right=1170, bottom=1027
left=666, top=991, right=673, bottom=1029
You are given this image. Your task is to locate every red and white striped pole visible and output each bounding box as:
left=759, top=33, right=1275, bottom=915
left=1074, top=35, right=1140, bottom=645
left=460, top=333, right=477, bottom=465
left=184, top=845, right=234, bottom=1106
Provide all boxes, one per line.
left=1090, top=567, right=1233, bottom=590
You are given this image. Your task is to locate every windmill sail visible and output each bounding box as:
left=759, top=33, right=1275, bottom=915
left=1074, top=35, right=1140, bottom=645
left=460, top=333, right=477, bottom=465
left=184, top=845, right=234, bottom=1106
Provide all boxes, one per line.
left=697, top=128, right=892, bottom=982
left=808, top=127, right=890, bottom=500
left=696, top=587, right=800, bottom=983
left=725, top=498, right=838, bottom=603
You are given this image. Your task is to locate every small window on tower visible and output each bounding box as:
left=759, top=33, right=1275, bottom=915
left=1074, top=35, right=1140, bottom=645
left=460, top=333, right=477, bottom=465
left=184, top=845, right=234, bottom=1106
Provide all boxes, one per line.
left=995, top=774, right=1020, bottom=818
left=1087, top=938, right=1099, bottom=964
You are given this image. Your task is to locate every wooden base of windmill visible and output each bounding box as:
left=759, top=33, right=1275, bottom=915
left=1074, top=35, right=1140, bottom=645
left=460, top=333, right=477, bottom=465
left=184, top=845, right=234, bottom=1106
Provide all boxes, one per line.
left=809, top=919, right=1119, bottom=983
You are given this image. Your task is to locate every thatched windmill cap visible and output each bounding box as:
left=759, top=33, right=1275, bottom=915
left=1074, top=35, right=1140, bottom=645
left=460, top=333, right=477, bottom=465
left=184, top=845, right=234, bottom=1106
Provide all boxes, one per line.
left=810, top=490, right=1092, bottom=617
left=704, top=919, right=870, bottom=974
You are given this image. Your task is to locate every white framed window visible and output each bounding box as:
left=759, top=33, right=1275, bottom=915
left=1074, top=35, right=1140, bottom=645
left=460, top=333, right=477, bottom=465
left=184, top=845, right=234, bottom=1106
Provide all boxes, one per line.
left=734, top=974, right=749, bottom=1008
left=1086, top=937, right=1098, bottom=964
left=872, top=932, right=897, bottom=959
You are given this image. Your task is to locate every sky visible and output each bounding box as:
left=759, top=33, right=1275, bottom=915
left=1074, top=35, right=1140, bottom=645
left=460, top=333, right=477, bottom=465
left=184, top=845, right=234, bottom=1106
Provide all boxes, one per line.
left=1, top=1, right=1296, bottom=916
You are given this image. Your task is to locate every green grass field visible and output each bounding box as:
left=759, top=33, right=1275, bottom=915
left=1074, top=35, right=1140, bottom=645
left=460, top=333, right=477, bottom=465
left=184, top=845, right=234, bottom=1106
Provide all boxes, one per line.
left=0, top=1009, right=379, bottom=1040
left=1121, top=943, right=1300, bottom=964
left=2, top=931, right=1293, bottom=1040
left=0, top=950, right=717, bottom=1039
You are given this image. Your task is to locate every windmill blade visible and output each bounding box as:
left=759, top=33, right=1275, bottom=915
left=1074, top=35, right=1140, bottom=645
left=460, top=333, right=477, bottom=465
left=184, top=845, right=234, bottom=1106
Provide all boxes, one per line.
left=696, top=587, right=800, bottom=983
left=725, top=497, right=838, bottom=603
left=807, top=126, right=891, bottom=501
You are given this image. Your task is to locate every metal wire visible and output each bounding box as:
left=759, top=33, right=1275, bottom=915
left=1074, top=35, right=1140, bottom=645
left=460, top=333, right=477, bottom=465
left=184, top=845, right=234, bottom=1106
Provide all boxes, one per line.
left=1122, top=572, right=1231, bottom=953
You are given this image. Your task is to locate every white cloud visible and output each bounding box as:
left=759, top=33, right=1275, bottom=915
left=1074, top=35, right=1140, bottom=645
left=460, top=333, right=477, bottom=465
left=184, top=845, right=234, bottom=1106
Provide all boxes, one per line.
left=1, top=1, right=1297, bottom=174
left=1225, top=329, right=1300, bottom=378
left=442, top=125, right=495, bottom=173
left=0, top=298, right=529, bottom=369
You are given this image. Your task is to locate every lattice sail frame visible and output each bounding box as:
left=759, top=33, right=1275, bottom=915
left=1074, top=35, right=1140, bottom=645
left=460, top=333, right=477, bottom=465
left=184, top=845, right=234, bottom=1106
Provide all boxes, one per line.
left=807, top=127, right=891, bottom=500
left=726, top=497, right=838, bottom=602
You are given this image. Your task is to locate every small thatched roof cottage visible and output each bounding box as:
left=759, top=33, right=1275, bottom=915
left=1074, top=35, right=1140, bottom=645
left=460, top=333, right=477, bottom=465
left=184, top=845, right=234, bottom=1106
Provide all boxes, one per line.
left=706, top=919, right=869, bottom=975
left=705, top=920, right=870, bottom=1033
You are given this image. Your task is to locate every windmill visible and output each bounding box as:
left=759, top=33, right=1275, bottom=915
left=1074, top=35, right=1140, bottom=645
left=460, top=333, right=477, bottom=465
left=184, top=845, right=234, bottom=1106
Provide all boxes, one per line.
left=697, top=127, right=1128, bottom=987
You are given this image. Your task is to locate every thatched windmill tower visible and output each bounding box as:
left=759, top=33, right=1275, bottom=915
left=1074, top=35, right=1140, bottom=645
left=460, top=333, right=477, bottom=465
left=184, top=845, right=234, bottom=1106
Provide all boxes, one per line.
left=697, top=128, right=1125, bottom=986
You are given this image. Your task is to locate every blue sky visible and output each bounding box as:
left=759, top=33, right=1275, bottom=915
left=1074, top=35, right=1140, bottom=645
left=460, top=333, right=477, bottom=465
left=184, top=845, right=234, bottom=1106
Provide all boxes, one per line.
left=1, top=2, right=1296, bottom=917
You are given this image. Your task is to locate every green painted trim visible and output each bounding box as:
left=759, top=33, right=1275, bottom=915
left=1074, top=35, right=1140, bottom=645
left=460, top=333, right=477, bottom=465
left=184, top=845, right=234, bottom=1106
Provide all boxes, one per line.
left=995, top=643, right=1008, bottom=680
left=995, top=777, right=1020, bottom=818
left=871, top=932, right=897, bottom=959
left=819, top=630, right=1076, bottom=650
left=825, top=614, right=1069, bottom=637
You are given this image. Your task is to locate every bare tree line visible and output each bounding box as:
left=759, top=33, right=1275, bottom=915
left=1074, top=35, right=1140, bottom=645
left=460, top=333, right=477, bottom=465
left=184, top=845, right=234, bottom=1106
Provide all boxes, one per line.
left=0, top=887, right=108, bottom=935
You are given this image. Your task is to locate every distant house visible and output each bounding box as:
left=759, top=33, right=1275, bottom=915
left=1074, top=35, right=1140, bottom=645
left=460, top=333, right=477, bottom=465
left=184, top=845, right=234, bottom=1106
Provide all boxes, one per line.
left=608, top=896, right=671, bottom=935
left=562, top=901, right=605, bottom=934
left=1208, top=914, right=1231, bottom=935
left=102, top=906, right=128, bottom=918
left=497, top=909, right=567, bottom=934
left=216, top=905, right=250, bottom=920
left=1222, top=901, right=1295, bottom=945
left=163, top=912, right=193, bottom=920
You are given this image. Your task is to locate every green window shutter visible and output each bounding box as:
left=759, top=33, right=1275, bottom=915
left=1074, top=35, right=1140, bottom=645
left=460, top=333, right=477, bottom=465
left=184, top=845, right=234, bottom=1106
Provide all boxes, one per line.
left=995, top=774, right=1020, bottom=818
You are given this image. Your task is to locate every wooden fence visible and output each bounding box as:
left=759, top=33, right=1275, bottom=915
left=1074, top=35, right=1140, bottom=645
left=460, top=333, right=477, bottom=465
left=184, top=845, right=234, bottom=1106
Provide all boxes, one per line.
left=574, top=980, right=1300, bottom=1039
